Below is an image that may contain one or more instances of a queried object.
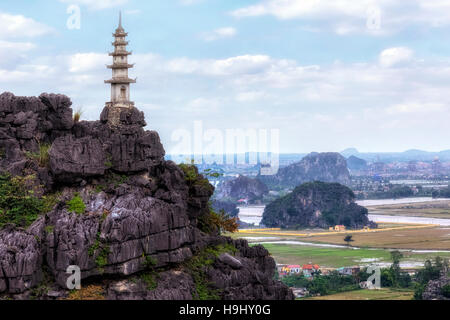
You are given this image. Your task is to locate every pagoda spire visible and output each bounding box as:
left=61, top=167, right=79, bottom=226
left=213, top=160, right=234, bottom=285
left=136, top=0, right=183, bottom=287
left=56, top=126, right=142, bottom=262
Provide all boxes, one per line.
left=105, top=12, right=136, bottom=109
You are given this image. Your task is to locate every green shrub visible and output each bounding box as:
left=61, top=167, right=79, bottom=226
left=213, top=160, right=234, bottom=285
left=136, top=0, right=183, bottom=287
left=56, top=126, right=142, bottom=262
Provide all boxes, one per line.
left=441, top=284, right=450, bottom=298
left=45, top=225, right=54, bottom=234
left=38, top=144, right=51, bottom=167
left=143, top=255, right=158, bottom=270
left=184, top=244, right=237, bottom=300
left=282, top=272, right=360, bottom=296
left=88, top=232, right=110, bottom=272
left=25, top=144, right=51, bottom=168
left=67, top=193, right=86, bottom=215
left=0, top=174, right=46, bottom=228
left=140, top=273, right=158, bottom=291
left=199, top=205, right=239, bottom=235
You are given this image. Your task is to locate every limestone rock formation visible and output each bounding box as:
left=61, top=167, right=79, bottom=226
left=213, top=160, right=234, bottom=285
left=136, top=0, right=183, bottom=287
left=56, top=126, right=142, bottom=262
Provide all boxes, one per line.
left=260, top=152, right=351, bottom=189
left=261, top=181, right=374, bottom=229
left=0, top=92, right=293, bottom=300
left=215, top=175, right=269, bottom=203
left=211, top=200, right=239, bottom=217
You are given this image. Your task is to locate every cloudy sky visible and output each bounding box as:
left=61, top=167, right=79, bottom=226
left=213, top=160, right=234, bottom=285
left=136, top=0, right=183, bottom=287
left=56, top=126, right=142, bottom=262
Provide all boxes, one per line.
left=1, top=0, right=450, bottom=154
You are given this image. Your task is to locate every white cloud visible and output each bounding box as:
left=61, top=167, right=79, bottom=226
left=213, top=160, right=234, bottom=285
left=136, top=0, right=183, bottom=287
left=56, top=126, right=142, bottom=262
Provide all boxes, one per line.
left=4, top=47, right=450, bottom=152
left=179, top=0, right=204, bottom=5
left=186, top=97, right=221, bottom=113
left=201, top=27, right=237, bottom=42
left=231, top=0, right=450, bottom=35
left=236, top=91, right=268, bottom=102
left=379, top=47, right=414, bottom=68
left=0, top=40, right=35, bottom=52
left=0, top=12, right=54, bottom=39
left=59, top=0, right=129, bottom=10
left=69, top=53, right=109, bottom=73
left=385, top=102, right=447, bottom=115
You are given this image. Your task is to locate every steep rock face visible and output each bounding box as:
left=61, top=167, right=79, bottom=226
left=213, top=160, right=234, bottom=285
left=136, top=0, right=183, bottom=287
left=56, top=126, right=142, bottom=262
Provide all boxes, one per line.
left=260, top=152, right=351, bottom=189
left=0, top=226, right=43, bottom=294
left=0, top=92, right=292, bottom=300
left=211, top=200, right=239, bottom=217
left=261, top=181, right=373, bottom=229
left=44, top=174, right=195, bottom=287
left=215, top=175, right=269, bottom=203
left=0, top=92, right=73, bottom=181
left=50, top=106, right=165, bottom=183
left=106, top=238, right=294, bottom=300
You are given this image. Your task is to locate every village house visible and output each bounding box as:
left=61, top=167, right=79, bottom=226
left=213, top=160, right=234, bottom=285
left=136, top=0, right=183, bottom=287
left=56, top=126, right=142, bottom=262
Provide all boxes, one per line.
left=337, top=266, right=361, bottom=276
left=302, top=264, right=320, bottom=278
left=278, top=265, right=302, bottom=276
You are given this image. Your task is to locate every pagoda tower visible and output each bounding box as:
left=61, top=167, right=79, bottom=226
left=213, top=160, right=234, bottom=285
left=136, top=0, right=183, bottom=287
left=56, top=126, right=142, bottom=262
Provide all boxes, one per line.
left=105, top=12, right=136, bottom=109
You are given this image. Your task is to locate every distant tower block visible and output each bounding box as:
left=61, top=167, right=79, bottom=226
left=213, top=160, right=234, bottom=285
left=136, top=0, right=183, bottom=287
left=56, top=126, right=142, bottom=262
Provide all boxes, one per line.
left=105, top=12, right=136, bottom=110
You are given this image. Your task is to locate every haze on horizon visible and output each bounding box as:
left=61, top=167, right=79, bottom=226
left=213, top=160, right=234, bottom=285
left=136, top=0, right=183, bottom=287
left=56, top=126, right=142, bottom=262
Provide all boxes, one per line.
left=1, top=0, right=450, bottom=154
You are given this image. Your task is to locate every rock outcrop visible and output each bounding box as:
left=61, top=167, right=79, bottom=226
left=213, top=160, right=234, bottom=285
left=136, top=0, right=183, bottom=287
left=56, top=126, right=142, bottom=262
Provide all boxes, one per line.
left=211, top=199, right=240, bottom=217
left=260, top=152, right=351, bottom=189
left=261, top=181, right=374, bottom=229
left=106, top=238, right=293, bottom=300
left=423, top=272, right=450, bottom=300
left=215, top=175, right=269, bottom=203
left=0, top=92, right=293, bottom=300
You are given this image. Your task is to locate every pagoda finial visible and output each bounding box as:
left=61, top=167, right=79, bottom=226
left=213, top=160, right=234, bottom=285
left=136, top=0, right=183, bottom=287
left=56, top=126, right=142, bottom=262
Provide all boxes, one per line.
left=119, top=11, right=123, bottom=29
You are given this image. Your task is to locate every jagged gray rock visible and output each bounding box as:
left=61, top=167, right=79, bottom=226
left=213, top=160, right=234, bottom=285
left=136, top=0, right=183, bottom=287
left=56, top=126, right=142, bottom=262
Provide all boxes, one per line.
left=0, top=92, right=293, bottom=300
left=0, top=225, right=43, bottom=293
left=260, top=152, right=351, bottom=189
left=215, top=175, right=269, bottom=203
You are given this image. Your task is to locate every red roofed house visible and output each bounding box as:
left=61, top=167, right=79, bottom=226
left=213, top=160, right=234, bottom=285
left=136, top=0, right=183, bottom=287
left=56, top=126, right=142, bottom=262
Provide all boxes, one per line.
left=302, top=264, right=320, bottom=278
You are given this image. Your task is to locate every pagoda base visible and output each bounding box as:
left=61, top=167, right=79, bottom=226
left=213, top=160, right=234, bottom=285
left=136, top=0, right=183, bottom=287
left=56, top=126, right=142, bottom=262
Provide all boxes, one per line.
left=105, top=101, right=135, bottom=109
left=101, top=102, right=145, bottom=128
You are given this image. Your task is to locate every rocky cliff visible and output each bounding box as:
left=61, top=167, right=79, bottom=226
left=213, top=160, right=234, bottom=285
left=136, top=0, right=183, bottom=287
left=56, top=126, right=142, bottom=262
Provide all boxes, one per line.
left=0, top=92, right=293, bottom=300
left=260, top=152, right=351, bottom=189
left=261, top=181, right=374, bottom=229
left=214, top=175, right=269, bottom=203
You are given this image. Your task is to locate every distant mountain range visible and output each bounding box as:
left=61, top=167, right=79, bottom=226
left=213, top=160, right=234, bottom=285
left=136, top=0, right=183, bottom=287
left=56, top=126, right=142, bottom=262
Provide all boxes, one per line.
left=340, top=148, right=450, bottom=162
left=166, top=148, right=450, bottom=167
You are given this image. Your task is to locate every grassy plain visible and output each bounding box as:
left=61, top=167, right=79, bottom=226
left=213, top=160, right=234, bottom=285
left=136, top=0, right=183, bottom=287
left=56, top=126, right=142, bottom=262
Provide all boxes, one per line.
left=258, top=243, right=450, bottom=267
left=300, top=227, right=450, bottom=250
left=303, top=288, right=414, bottom=300
left=368, top=200, right=450, bottom=219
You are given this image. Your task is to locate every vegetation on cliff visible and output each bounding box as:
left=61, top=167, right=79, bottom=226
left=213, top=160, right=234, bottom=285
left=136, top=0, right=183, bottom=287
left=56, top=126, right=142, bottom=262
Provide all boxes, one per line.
left=0, top=174, right=58, bottom=228
left=262, top=181, right=371, bottom=229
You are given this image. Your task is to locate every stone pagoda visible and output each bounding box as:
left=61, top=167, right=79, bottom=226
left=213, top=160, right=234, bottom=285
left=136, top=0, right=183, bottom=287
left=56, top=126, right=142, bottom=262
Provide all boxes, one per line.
left=105, top=12, right=136, bottom=110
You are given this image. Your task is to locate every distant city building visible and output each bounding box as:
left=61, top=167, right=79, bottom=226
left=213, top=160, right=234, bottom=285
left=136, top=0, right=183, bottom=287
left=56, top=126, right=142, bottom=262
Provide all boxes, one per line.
left=432, top=157, right=443, bottom=175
